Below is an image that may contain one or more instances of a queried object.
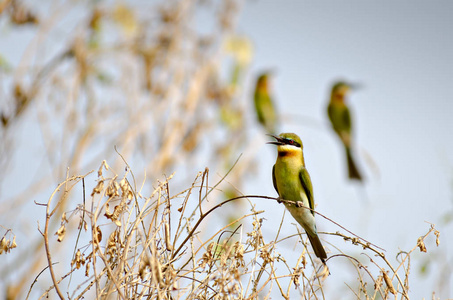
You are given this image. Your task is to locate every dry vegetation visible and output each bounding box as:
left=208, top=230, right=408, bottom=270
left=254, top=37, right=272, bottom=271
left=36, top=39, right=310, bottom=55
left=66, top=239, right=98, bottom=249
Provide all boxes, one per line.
left=0, top=0, right=443, bottom=299
left=23, top=160, right=439, bottom=299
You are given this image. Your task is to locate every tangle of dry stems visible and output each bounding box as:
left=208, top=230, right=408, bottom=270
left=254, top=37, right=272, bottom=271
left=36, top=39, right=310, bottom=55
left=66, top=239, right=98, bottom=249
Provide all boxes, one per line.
left=30, top=160, right=440, bottom=299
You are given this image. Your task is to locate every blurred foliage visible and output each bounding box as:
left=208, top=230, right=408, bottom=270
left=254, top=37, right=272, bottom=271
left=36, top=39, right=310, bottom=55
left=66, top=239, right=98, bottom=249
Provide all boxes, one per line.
left=0, top=0, right=253, bottom=179
left=0, top=0, right=260, bottom=297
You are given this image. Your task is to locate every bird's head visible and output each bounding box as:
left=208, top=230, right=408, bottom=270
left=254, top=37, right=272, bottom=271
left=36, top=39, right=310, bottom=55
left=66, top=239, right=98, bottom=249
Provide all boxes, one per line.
left=331, top=81, right=351, bottom=97
left=267, top=133, right=303, bottom=156
left=256, top=73, right=270, bottom=90
left=331, top=81, right=362, bottom=100
left=256, top=70, right=277, bottom=90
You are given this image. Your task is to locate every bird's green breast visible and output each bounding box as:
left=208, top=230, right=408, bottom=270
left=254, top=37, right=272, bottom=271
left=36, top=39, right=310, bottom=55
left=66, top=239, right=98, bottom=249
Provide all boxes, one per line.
left=328, top=102, right=351, bottom=133
left=274, top=156, right=304, bottom=201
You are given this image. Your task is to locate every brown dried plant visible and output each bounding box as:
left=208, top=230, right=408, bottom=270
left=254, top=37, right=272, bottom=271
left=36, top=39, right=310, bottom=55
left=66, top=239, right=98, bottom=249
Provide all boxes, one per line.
left=1, top=0, right=254, bottom=297
left=26, top=161, right=440, bottom=299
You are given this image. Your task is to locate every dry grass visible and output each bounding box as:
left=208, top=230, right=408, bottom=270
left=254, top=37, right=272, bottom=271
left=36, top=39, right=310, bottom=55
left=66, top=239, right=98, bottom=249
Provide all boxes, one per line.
left=26, top=160, right=439, bottom=299
left=1, top=1, right=254, bottom=295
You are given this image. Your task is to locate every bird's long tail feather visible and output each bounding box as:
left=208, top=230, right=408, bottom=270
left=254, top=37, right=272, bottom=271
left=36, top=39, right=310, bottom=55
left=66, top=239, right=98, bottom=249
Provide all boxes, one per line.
left=307, top=233, right=327, bottom=264
left=345, top=146, right=362, bottom=181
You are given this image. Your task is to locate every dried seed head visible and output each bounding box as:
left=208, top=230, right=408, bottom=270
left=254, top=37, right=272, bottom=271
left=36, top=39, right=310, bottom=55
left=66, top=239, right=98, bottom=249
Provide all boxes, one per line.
left=85, top=262, right=90, bottom=277
left=374, top=274, right=383, bottom=291
left=106, top=181, right=120, bottom=198
left=94, top=226, right=102, bottom=243
left=0, top=238, right=7, bottom=254
left=151, top=255, right=163, bottom=286
left=10, top=236, right=17, bottom=249
left=259, top=245, right=274, bottom=264
left=91, top=180, right=104, bottom=196
left=72, top=249, right=85, bottom=269
left=292, top=267, right=303, bottom=288
left=119, top=178, right=133, bottom=200
left=55, top=225, right=66, bottom=242
left=139, top=255, right=150, bottom=280
left=104, top=203, right=123, bottom=227
left=301, top=256, right=307, bottom=269
left=434, top=230, right=440, bottom=246
left=383, top=271, right=396, bottom=295
left=98, top=160, right=110, bottom=177
left=417, top=237, right=427, bottom=252
left=164, top=222, right=173, bottom=251
left=61, top=212, right=68, bottom=223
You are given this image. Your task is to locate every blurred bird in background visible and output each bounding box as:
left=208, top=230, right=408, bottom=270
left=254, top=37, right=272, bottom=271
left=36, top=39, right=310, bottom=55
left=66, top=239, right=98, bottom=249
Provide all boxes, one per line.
left=327, top=81, right=363, bottom=181
left=254, top=72, right=278, bottom=134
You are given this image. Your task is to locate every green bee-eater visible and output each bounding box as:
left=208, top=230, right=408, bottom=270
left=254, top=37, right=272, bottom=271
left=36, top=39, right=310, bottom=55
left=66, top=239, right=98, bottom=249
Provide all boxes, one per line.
left=268, top=133, right=327, bottom=263
left=254, top=73, right=277, bottom=134
left=327, top=82, right=362, bottom=181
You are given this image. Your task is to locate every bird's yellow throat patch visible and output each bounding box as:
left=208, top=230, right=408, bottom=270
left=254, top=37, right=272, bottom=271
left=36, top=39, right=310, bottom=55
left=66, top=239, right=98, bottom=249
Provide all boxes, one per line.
left=277, top=145, right=302, bottom=157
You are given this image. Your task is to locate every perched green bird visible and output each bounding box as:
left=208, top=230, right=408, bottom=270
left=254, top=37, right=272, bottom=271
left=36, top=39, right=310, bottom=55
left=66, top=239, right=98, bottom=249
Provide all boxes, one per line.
left=327, top=82, right=362, bottom=181
left=268, top=133, right=327, bottom=263
left=254, top=73, right=277, bottom=134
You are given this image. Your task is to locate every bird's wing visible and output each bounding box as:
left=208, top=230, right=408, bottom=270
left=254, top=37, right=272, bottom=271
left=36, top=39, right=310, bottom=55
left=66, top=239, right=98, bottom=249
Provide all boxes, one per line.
left=342, top=105, right=352, bottom=132
left=253, top=93, right=262, bottom=116
left=328, top=102, right=347, bottom=133
left=327, top=103, right=334, bottom=124
left=299, top=167, right=315, bottom=216
left=272, top=164, right=279, bottom=194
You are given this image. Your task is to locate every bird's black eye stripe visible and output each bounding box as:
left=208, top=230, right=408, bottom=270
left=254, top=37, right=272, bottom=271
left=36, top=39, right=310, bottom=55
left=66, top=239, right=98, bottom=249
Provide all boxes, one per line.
left=283, top=138, right=301, bottom=148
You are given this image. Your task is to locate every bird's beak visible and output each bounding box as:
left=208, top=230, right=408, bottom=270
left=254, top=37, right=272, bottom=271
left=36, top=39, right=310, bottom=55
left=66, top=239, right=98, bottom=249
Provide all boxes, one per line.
left=266, top=68, right=278, bottom=76
left=349, top=82, right=363, bottom=90
left=266, top=134, right=284, bottom=145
